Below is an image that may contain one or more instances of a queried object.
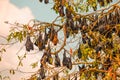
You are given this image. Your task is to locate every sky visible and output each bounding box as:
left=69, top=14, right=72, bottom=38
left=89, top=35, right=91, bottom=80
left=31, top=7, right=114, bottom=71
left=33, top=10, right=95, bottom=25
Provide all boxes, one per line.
left=10, top=0, right=58, bottom=21
left=0, top=0, right=119, bottom=80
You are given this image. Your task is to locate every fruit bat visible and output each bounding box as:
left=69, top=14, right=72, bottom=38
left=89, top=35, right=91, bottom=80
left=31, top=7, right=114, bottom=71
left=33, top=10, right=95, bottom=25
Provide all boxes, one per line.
left=74, top=74, right=77, bottom=80
left=66, top=57, right=72, bottom=70
left=63, top=50, right=67, bottom=66
left=78, top=45, right=82, bottom=59
left=39, top=0, right=43, bottom=2
left=44, top=27, right=48, bottom=45
left=66, top=31, right=70, bottom=38
left=25, top=35, right=34, bottom=52
left=49, top=27, right=55, bottom=41
left=106, top=40, right=113, bottom=49
left=34, top=33, right=45, bottom=50
left=55, top=53, right=61, bottom=67
left=68, top=18, right=74, bottom=30
left=98, top=0, right=105, bottom=6
left=115, top=8, right=120, bottom=24
left=58, top=5, right=65, bottom=17
left=95, top=46, right=102, bottom=53
left=52, top=32, right=59, bottom=45
left=44, top=0, right=49, bottom=4
left=106, top=0, right=112, bottom=4
left=88, top=38, right=92, bottom=47
left=39, top=64, right=45, bottom=79
left=65, top=22, right=70, bottom=38
left=104, top=57, right=111, bottom=70
left=40, top=50, right=47, bottom=65
left=46, top=49, right=53, bottom=64
left=62, top=50, right=72, bottom=70
left=65, top=8, right=72, bottom=19
left=82, top=37, right=86, bottom=44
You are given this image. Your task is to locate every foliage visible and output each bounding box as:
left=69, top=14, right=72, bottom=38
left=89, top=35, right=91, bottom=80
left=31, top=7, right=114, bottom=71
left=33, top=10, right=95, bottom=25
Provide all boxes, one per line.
left=1, top=0, right=120, bottom=80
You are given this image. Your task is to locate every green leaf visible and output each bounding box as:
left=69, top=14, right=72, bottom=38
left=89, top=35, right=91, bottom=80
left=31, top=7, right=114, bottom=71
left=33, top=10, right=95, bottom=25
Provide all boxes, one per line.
left=48, top=57, right=53, bottom=64
left=0, top=57, right=1, bottom=62
left=0, top=48, right=6, bottom=53
left=81, top=73, right=85, bottom=79
left=86, top=5, right=89, bottom=12
left=75, top=6, right=78, bottom=12
left=23, top=53, right=26, bottom=58
left=7, top=33, right=13, bottom=42
left=2, top=48, right=6, bottom=52
left=17, top=56, right=21, bottom=60
left=18, top=61, right=23, bottom=67
left=30, top=62, right=38, bottom=69
left=18, top=31, right=23, bottom=42
left=9, top=69, right=15, bottom=75
left=0, top=75, right=2, bottom=80
left=60, top=77, right=66, bottom=80
left=13, top=32, right=19, bottom=38
left=23, top=31, right=27, bottom=38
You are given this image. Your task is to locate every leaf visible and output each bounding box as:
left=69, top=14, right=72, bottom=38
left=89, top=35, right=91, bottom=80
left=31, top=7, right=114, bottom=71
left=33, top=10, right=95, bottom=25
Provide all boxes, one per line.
left=18, top=31, right=23, bottom=42
left=0, top=57, right=1, bottom=62
left=9, top=69, right=15, bottom=75
left=48, top=56, right=53, bottom=64
left=7, top=33, right=13, bottom=42
left=1, top=48, right=6, bottom=52
left=60, top=77, right=66, bottom=80
left=0, top=75, right=2, bottom=80
left=61, top=17, right=65, bottom=23
left=13, top=32, right=19, bottom=38
left=30, top=62, right=38, bottom=68
left=17, top=56, right=21, bottom=60
left=23, top=31, right=27, bottom=38
left=64, top=69, right=69, bottom=74
left=23, top=53, right=26, bottom=58
left=75, top=6, right=78, bottom=12
left=86, top=5, right=89, bottom=12
left=81, top=73, right=85, bottom=79
left=0, top=48, right=6, bottom=53
left=18, top=61, right=23, bottom=67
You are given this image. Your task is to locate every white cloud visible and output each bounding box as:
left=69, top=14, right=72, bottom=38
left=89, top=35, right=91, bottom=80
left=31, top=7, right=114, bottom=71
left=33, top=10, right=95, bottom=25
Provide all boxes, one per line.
left=0, top=0, right=37, bottom=80
left=0, top=0, right=34, bottom=36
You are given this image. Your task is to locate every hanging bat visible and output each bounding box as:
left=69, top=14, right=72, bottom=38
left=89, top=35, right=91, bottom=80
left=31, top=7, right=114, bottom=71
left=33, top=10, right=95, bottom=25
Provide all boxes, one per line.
left=34, top=32, right=45, bottom=50
left=39, top=64, right=46, bottom=79
left=58, top=5, right=65, bottom=17
left=62, top=50, right=72, bottom=70
left=78, top=45, right=82, bottom=59
left=55, top=53, right=61, bottom=67
left=44, top=0, right=49, bottom=4
left=52, top=32, right=59, bottom=45
left=25, top=35, right=34, bottom=52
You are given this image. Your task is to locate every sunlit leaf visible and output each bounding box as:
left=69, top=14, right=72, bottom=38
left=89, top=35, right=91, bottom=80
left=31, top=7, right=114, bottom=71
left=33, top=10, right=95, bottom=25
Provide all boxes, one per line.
left=9, top=69, right=15, bottom=75
left=0, top=75, right=2, bottom=80
left=30, top=62, right=38, bottom=69
left=18, top=61, right=23, bottom=67
left=0, top=57, right=1, bottom=62
left=17, top=56, right=21, bottom=60
left=23, top=53, right=26, bottom=58
left=7, top=33, right=13, bottom=42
